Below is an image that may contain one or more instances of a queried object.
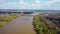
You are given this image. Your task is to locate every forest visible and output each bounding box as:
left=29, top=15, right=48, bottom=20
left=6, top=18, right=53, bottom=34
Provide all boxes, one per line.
left=32, top=13, right=60, bottom=34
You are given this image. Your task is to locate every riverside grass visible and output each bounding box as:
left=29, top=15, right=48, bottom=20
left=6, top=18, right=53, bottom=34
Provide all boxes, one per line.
left=0, top=14, right=20, bottom=26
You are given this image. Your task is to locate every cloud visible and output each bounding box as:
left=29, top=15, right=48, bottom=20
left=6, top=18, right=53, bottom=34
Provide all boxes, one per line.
left=0, top=0, right=60, bottom=10
left=35, top=0, right=40, bottom=3
left=48, top=0, right=60, bottom=9
left=19, top=0, right=26, bottom=4
left=0, top=0, right=41, bottom=9
left=40, top=0, right=60, bottom=6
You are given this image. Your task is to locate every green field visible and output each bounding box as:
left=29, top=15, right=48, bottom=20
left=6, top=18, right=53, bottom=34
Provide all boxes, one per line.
left=0, top=14, right=20, bottom=26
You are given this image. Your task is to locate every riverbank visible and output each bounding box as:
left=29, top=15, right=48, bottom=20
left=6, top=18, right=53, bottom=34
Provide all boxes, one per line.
left=32, top=15, right=55, bottom=34
left=0, top=14, right=20, bottom=26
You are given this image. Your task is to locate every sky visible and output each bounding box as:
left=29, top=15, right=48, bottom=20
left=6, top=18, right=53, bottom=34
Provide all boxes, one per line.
left=0, top=0, right=60, bottom=10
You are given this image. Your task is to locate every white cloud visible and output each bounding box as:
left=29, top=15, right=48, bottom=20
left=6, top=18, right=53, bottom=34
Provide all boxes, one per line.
left=35, top=0, right=40, bottom=3
left=40, top=0, right=60, bottom=8
left=19, top=0, right=25, bottom=4
left=48, top=0, right=60, bottom=9
left=0, top=0, right=41, bottom=9
left=0, top=0, right=60, bottom=10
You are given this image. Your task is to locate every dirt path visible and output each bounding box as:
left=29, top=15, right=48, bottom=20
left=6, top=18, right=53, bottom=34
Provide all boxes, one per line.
left=0, top=15, right=36, bottom=34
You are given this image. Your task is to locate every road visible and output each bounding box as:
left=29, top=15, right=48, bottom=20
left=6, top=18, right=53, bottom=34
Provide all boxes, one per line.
left=0, top=15, right=36, bottom=34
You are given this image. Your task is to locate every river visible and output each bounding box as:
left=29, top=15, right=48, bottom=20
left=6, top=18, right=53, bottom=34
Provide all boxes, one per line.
left=0, top=15, right=36, bottom=34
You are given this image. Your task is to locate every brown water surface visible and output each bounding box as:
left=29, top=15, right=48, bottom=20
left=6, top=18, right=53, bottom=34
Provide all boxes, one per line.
left=0, top=15, right=36, bottom=34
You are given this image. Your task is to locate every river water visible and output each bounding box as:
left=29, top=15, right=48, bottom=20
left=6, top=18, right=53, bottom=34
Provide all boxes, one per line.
left=0, top=15, right=36, bottom=34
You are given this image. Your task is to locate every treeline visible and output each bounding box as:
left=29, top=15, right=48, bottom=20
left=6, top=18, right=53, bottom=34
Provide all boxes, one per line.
left=45, top=14, right=60, bottom=34
left=45, top=15, right=60, bottom=25
left=32, top=15, right=55, bottom=34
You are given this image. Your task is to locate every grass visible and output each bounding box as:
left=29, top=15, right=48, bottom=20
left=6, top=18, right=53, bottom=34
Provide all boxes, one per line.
left=0, top=14, right=20, bottom=26
left=0, top=22, right=7, bottom=26
left=32, top=15, right=55, bottom=34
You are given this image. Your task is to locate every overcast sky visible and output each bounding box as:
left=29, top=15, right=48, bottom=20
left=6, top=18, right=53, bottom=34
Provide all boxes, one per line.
left=0, top=0, right=60, bottom=10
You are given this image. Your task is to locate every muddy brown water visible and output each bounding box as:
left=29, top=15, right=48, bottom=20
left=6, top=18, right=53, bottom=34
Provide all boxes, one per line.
left=0, top=15, right=36, bottom=34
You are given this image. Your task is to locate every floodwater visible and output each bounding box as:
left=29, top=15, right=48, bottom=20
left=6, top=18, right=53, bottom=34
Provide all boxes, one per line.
left=0, top=15, right=36, bottom=34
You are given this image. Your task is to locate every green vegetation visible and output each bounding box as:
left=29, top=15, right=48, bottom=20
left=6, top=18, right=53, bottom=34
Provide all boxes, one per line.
left=0, top=14, right=20, bottom=26
left=0, top=22, right=6, bottom=26
left=32, top=15, right=55, bottom=34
